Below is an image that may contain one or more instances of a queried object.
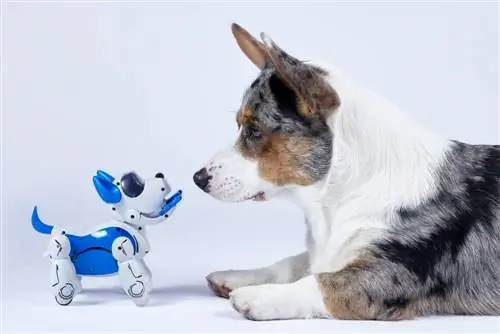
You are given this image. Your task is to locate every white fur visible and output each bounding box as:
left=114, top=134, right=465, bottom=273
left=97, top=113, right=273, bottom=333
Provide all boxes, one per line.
left=229, top=275, right=330, bottom=320
left=203, top=61, right=452, bottom=320
left=296, top=66, right=450, bottom=273
left=204, top=141, right=280, bottom=202
left=206, top=252, right=309, bottom=291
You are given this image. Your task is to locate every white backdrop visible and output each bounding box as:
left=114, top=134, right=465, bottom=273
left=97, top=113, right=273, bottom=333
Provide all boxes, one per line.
left=2, top=2, right=499, bottom=333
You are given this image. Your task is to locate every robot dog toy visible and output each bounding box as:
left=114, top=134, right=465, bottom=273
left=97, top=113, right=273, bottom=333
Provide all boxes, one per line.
left=31, top=170, right=183, bottom=307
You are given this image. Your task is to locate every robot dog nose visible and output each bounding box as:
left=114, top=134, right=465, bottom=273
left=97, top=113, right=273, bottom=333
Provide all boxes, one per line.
left=193, top=168, right=211, bottom=192
left=155, top=172, right=164, bottom=179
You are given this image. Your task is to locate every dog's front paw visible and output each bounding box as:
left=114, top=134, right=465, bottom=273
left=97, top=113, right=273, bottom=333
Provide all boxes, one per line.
left=229, top=284, right=295, bottom=321
left=206, top=269, right=271, bottom=299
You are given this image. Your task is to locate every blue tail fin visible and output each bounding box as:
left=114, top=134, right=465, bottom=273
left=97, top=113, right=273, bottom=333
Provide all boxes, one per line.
left=31, top=206, right=53, bottom=235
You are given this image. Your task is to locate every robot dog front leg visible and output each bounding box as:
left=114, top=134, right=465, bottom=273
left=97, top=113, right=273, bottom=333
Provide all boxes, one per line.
left=46, top=232, right=82, bottom=306
left=112, top=237, right=152, bottom=306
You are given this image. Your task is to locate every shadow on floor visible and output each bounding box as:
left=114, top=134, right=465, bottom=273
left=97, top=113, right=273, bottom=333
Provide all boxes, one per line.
left=215, top=310, right=247, bottom=321
left=72, top=283, right=213, bottom=307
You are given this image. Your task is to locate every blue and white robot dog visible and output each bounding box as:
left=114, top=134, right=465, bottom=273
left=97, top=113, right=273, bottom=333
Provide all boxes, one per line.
left=31, top=170, right=183, bottom=307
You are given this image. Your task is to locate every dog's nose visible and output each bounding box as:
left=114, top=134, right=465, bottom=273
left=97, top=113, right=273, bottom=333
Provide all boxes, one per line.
left=193, top=168, right=211, bottom=192
left=155, top=172, right=164, bottom=179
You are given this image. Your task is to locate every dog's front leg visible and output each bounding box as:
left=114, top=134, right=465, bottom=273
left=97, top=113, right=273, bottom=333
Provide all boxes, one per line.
left=229, top=275, right=330, bottom=321
left=206, top=251, right=309, bottom=298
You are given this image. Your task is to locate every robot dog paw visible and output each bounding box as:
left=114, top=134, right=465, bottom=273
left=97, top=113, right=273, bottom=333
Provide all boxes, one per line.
left=54, top=283, right=76, bottom=306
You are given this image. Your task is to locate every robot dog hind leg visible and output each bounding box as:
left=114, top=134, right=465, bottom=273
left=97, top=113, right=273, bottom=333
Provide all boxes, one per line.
left=46, top=232, right=82, bottom=306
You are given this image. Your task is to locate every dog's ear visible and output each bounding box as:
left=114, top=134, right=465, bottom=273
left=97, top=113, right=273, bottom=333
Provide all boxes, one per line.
left=231, top=23, right=268, bottom=70
left=260, top=33, right=340, bottom=116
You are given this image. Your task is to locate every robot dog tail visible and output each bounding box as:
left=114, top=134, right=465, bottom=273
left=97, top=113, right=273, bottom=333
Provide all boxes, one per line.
left=31, top=206, right=54, bottom=234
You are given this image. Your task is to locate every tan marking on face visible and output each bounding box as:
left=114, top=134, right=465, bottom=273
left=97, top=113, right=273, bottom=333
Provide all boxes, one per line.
left=236, top=105, right=253, bottom=127
left=316, top=256, right=416, bottom=321
left=258, top=134, right=314, bottom=186
left=236, top=131, right=314, bottom=186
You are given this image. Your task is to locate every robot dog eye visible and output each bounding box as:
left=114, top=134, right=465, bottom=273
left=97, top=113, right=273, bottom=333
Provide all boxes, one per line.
left=120, top=172, right=145, bottom=198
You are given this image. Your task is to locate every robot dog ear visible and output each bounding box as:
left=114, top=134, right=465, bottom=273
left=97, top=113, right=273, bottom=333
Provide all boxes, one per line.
left=96, top=170, right=115, bottom=182
left=93, top=173, right=122, bottom=204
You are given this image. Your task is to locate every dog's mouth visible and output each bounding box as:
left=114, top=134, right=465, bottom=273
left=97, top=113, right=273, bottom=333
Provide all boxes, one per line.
left=245, top=192, right=266, bottom=202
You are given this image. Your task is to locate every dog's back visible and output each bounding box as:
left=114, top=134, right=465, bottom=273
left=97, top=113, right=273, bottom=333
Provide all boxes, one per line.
left=370, top=142, right=500, bottom=316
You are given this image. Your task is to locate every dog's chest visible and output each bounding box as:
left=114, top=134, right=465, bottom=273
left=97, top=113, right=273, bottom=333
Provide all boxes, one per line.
left=304, top=206, right=387, bottom=274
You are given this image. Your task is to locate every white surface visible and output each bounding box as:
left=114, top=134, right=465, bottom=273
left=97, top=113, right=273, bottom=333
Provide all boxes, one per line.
left=2, top=1, right=499, bottom=333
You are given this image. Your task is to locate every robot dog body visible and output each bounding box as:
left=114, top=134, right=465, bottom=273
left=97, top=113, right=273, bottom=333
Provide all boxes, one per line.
left=32, top=170, right=182, bottom=306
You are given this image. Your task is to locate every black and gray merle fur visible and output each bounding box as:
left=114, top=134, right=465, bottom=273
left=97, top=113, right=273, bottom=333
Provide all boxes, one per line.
left=237, top=58, right=335, bottom=185
left=316, top=142, right=500, bottom=320
left=367, top=143, right=500, bottom=316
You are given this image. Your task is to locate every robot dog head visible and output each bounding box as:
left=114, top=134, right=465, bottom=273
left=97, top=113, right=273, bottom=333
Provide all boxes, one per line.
left=93, top=170, right=175, bottom=225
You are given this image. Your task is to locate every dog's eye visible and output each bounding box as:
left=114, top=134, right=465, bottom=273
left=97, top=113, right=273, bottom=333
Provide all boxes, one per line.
left=270, top=125, right=281, bottom=133
left=247, top=125, right=262, bottom=140
left=251, top=129, right=261, bottom=139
